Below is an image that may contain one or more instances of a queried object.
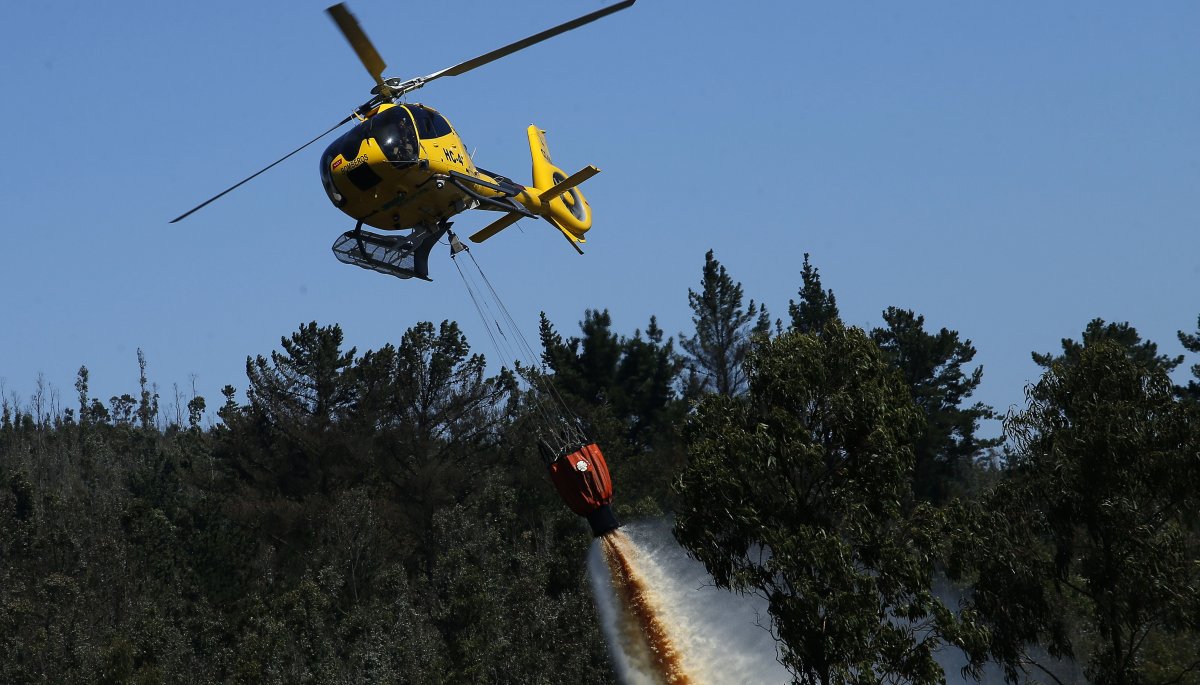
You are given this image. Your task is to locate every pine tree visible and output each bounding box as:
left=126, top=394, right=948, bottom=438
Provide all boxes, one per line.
left=577, top=309, right=624, bottom=405
left=539, top=310, right=684, bottom=451
left=244, top=322, right=358, bottom=494
left=539, top=309, right=620, bottom=407
left=615, top=316, right=685, bottom=449
left=680, top=250, right=760, bottom=396
left=75, top=366, right=90, bottom=427
left=187, top=396, right=206, bottom=430
left=788, top=253, right=840, bottom=334
left=246, top=322, right=357, bottom=429
left=1033, top=317, right=1183, bottom=374
left=217, top=385, right=239, bottom=425
left=1178, top=314, right=1200, bottom=400
left=136, top=349, right=159, bottom=429
left=871, top=307, right=999, bottom=504
left=373, top=319, right=504, bottom=460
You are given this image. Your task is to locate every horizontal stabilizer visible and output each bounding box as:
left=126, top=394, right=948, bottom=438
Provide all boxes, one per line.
left=539, top=165, right=600, bottom=203
left=468, top=212, right=522, bottom=243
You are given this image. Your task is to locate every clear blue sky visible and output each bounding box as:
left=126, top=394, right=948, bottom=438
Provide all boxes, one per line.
left=2, top=1, right=1197, bottom=434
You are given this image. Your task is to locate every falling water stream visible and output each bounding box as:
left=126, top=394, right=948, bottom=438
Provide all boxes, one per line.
left=588, top=520, right=792, bottom=685
left=587, top=520, right=1083, bottom=685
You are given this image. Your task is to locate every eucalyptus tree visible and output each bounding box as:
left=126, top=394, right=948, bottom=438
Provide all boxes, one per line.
left=956, top=337, right=1200, bottom=684
left=674, top=321, right=984, bottom=684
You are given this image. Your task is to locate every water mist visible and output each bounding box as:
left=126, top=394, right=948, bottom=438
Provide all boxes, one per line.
left=588, top=520, right=792, bottom=685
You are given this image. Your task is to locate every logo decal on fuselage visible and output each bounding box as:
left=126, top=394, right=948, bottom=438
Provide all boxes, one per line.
left=340, top=154, right=369, bottom=172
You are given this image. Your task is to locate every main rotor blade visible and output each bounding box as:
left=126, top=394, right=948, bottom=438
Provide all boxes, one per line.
left=420, top=0, right=635, bottom=84
left=170, top=114, right=354, bottom=224
left=326, top=3, right=387, bottom=87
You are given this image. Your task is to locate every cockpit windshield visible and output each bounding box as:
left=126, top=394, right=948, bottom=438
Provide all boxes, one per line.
left=370, top=105, right=419, bottom=163
left=320, top=121, right=363, bottom=205
left=318, top=106, right=419, bottom=204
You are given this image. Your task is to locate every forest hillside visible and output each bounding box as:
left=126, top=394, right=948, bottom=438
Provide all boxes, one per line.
left=2, top=252, right=1199, bottom=684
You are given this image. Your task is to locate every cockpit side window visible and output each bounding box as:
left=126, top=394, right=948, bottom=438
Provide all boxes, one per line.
left=408, top=105, right=454, bottom=140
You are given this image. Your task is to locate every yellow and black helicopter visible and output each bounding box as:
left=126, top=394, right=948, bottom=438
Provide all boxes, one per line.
left=172, top=1, right=634, bottom=280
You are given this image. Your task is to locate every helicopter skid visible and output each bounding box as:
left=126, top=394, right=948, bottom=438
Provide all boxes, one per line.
left=331, top=222, right=450, bottom=281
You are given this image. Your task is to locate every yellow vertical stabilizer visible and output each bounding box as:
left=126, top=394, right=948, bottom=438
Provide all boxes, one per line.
left=528, top=125, right=595, bottom=239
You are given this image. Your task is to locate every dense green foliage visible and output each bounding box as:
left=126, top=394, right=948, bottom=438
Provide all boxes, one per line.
left=2, top=251, right=1198, bottom=683
left=1177, top=315, right=1200, bottom=400
left=870, top=308, right=1000, bottom=506
left=948, top=332, right=1200, bottom=685
left=674, top=322, right=983, bottom=684
left=0, top=322, right=619, bottom=684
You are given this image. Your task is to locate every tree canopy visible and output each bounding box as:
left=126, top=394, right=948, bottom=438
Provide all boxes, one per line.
left=953, top=338, right=1200, bottom=684
left=673, top=321, right=980, bottom=684
left=871, top=307, right=999, bottom=505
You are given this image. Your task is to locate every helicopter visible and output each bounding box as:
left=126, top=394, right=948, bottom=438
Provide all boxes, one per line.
left=172, top=1, right=635, bottom=281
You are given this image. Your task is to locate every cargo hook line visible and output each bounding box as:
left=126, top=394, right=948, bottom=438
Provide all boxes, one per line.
left=448, top=233, right=586, bottom=448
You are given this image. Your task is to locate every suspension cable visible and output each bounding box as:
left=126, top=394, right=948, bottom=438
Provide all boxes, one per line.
left=448, top=234, right=587, bottom=449
left=451, top=249, right=556, bottom=432
left=462, top=248, right=584, bottom=428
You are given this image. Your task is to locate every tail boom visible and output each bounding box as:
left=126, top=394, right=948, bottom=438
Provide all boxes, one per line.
left=466, top=125, right=600, bottom=248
